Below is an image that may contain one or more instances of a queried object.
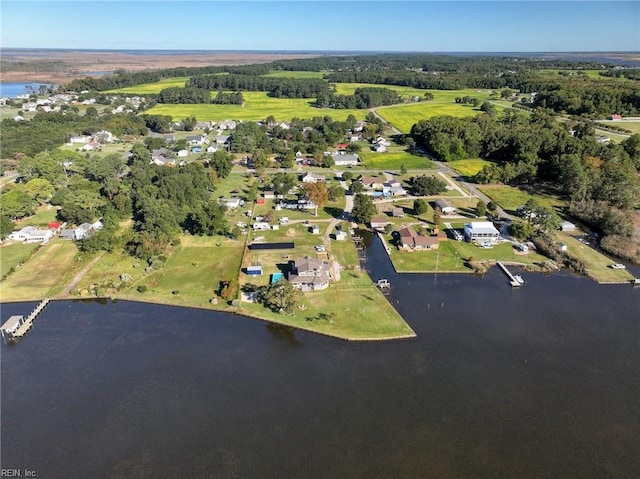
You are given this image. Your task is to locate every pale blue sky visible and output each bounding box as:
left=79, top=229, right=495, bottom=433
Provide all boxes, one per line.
left=1, top=1, right=638, bottom=52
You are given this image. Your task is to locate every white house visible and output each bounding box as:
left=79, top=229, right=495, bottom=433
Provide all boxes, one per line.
left=252, top=222, right=271, bottom=231
left=301, top=172, right=325, bottom=183
left=331, top=154, right=359, bottom=166
left=177, top=150, right=189, bottom=157
left=8, top=226, right=53, bottom=243
left=218, top=120, right=237, bottom=130
left=288, top=256, right=331, bottom=291
left=464, top=222, right=500, bottom=244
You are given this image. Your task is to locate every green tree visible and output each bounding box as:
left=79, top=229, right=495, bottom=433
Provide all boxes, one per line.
left=259, top=279, right=301, bottom=315
left=0, top=215, right=15, bottom=239
left=351, top=193, right=376, bottom=224
left=342, top=171, right=354, bottom=182
left=23, top=178, right=55, bottom=204
left=85, top=106, right=98, bottom=117
left=476, top=200, right=487, bottom=217
left=206, top=150, right=234, bottom=179
left=182, top=116, right=197, bottom=131
left=271, top=172, right=297, bottom=196
left=400, top=164, right=407, bottom=175
left=0, top=187, right=36, bottom=218
left=413, top=198, right=428, bottom=215
left=350, top=180, right=364, bottom=193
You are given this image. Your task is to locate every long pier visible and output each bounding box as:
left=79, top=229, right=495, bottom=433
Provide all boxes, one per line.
left=1, top=298, right=50, bottom=342
left=496, top=262, right=522, bottom=287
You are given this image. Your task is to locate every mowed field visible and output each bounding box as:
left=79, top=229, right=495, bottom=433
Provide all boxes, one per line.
left=596, top=120, right=640, bottom=135
left=104, top=77, right=190, bottom=94
left=145, top=91, right=366, bottom=122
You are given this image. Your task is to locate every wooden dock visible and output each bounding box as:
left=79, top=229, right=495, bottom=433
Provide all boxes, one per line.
left=1, top=298, right=50, bottom=342
left=496, top=262, right=523, bottom=287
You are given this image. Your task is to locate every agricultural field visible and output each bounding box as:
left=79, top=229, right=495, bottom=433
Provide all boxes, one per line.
left=359, top=149, right=436, bottom=170
left=144, top=91, right=366, bottom=122
left=447, top=158, right=494, bottom=178
left=0, top=239, right=79, bottom=301
left=103, top=77, right=190, bottom=94
left=478, top=184, right=566, bottom=215
left=263, top=70, right=326, bottom=79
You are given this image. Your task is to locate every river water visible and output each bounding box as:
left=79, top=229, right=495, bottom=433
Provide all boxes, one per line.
left=1, top=237, right=639, bottom=478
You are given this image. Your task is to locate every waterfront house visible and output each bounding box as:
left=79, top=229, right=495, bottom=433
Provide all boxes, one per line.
left=397, top=226, right=440, bottom=251
left=370, top=215, right=391, bottom=231
left=464, top=222, right=500, bottom=244
left=288, top=256, right=330, bottom=291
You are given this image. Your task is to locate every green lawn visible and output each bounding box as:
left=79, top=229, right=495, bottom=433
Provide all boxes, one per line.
left=145, top=91, right=366, bottom=122
left=0, top=239, right=79, bottom=301
left=386, top=236, right=548, bottom=273
left=478, top=185, right=566, bottom=215
left=103, top=77, right=190, bottom=94
left=447, top=158, right=494, bottom=178
left=556, top=232, right=635, bottom=284
left=0, top=242, right=39, bottom=278
left=14, top=205, right=60, bottom=228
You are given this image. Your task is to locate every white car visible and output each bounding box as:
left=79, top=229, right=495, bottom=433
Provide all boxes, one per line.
left=610, top=263, right=626, bottom=269
left=315, top=245, right=325, bottom=252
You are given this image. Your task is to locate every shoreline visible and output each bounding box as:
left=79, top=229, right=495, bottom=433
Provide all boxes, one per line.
left=0, top=295, right=417, bottom=342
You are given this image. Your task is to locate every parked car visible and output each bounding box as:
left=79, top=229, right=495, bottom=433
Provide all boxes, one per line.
left=315, top=245, right=325, bottom=252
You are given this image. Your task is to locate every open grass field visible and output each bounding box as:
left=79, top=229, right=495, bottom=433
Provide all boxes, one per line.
left=596, top=120, right=640, bottom=135
left=556, top=232, right=635, bottom=284
left=377, top=103, right=482, bottom=134
left=0, top=242, right=39, bottom=278
left=263, top=70, right=326, bottom=79
left=359, top=149, right=436, bottom=170
left=0, top=239, right=79, bottom=301
left=116, top=235, right=245, bottom=308
left=103, top=77, right=190, bottom=94
left=478, top=185, right=566, bottom=215
left=14, top=205, right=59, bottom=228
left=145, top=91, right=366, bottom=122
left=447, top=158, right=494, bottom=178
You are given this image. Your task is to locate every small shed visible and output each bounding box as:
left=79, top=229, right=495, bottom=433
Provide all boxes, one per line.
left=48, top=222, right=61, bottom=229
left=1, top=315, right=24, bottom=340
left=435, top=199, right=456, bottom=215
left=246, top=265, right=263, bottom=276
left=335, top=231, right=348, bottom=241
left=392, top=207, right=404, bottom=218
left=309, top=224, right=320, bottom=234
left=560, top=221, right=576, bottom=232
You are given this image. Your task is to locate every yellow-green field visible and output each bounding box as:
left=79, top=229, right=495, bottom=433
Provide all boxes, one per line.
left=359, top=150, right=436, bottom=170
left=596, top=120, right=640, bottom=135
left=263, top=70, right=326, bottom=79
left=15, top=205, right=59, bottom=228
left=447, top=158, right=494, bottom=178
left=144, top=91, right=366, bottom=122
left=0, top=239, right=79, bottom=301
left=104, top=77, right=190, bottom=94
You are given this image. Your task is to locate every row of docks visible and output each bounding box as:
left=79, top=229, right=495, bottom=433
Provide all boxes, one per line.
left=1, top=298, right=50, bottom=342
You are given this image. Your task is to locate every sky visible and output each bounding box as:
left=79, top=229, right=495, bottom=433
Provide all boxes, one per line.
left=1, top=1, right=639, bottom=52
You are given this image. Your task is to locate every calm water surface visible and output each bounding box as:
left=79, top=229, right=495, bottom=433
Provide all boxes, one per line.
left=1, top=238, right=639, bottom=478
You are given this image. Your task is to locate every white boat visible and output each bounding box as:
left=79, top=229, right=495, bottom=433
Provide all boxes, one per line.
left=514, top=274, right=525, bottom=284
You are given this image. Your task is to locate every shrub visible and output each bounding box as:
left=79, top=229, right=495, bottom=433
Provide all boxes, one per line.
left=137, top=285, right=148, bottom=293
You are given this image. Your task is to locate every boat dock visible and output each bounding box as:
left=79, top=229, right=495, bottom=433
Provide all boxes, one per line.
left=496, top=262, right=523, bottom=287
left=1, top=298, right=50, bottom=342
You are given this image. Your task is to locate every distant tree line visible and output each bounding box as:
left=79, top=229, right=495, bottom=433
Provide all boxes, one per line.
left=186, top=75, right=332, bottom=98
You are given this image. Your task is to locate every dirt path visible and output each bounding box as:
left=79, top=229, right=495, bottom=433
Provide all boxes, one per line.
left=58, top=252, right=105, bottom=297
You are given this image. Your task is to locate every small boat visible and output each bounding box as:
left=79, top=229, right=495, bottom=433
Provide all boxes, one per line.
left=514, top=274, right=525, bottom=284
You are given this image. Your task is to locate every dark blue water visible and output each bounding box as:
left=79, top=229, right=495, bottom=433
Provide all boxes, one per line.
left=1, top=239, right=639, bottom=478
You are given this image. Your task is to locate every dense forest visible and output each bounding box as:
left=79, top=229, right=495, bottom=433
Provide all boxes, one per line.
left=315, top=87, right=401, bottom=109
